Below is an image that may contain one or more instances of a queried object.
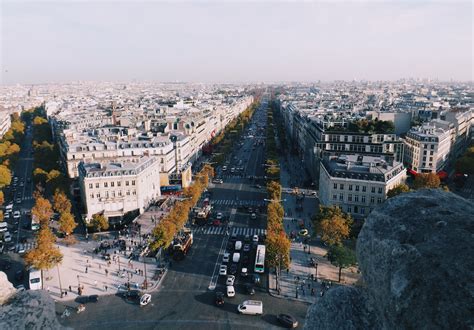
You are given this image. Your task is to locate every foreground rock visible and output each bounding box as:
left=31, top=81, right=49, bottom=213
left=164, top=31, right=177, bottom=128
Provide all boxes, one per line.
left=305, top=189, right=474, bottom=329
left=0, top=283, right=65, bottom=329
left=0, top=271, right=16, bottom=304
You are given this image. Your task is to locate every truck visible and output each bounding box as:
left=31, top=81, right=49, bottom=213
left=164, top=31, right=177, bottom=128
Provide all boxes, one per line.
left=194, top=205, right=212, bottom=226
left=172, top=228, right=193, bottom=261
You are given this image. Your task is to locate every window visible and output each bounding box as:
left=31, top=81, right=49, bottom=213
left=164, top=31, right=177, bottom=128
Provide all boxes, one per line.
left=112, top=191, right=115, bottom=197
left=340, top=184, right=344, bottom=190
left=371, top=187, right=375, bottom=193
left=362, top=186, right=366, bottom=192
left=96, top=183, right=99, bottom=188
left=370, top=196, right=375, bottom=204
left=349, top=185, right=353, bottom=191
left=333, top=183, right=337, bottom=189
left=90, top=193, right=94, bottom=198
left=105, top=191, right=109, bottom=198
left=104, top=182, right=108, bottom=188
left=333, top=194, right=337, bottom=201
left=431, top=145, right=434, bottom=149
left=377, top=197, right=382, bottom=204
left=348, top=194, right=352, bottom=202
left=118, top=191, right=122, bottom=196
left=89, top=183, right=93, bottom=189
left=362, top=195, right=366, bottom=203
left=132, top=180, right=136, bottom=186
left=126, top=190, right=130, bottom=196
left=126, top=181, right=130, bottom=186
left=132, top=190, right=136, bottom=196
left=361, top=207, right=365, bottom=214
left=117, top=181, right=121, bottom=187
left=355, top=185, right=360, bottom=192
left=111, top=182, right=115, bottom=187
left=347, top=206, right=352, bottom=213
left=96, top=193, right=100, bottom=198
left=354, top=195, right=359, bottom=202
left=339, top=193, right=344, bottom=201
left=378, top=187, right=383, bottom=194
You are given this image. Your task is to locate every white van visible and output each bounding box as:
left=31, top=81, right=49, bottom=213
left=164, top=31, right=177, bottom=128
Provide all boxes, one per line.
left=235, top=241, right=242, bottom=251
left=29, top=269, right=42, bottom=290
left=237, top=300, right=263, bottom=315
left=233, top=252, right=240, bottom=263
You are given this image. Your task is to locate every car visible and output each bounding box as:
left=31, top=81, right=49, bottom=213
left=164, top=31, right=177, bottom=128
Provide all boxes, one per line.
left=243, top=244, right=251, bottom=252
left=0, top=222, right=7, bottom=232
left=255, top=184, right=262, bottom=189
left=250, top=213, right=256, bottom=220
left=215, top=292, right=225, bottom=306
left=229, top=264, right=238, bottom=275
left=212, top=219, right=221, bottom=226
left=226, top=285, right=235, bottom=297
left=222, top=252, right=230, bottom=263
left=3, top=232, right=12, bottom=243
left=244, top=283, right=255, bottom=295
left=212, top=178, right=224, bottom=184
left=75, top=294, right=99, bottom=303
left=226, top=275, right=235, bottom=286
left=15, top=284, right=26, bottom=292
left=242, top=255, right=249, bottom=265
left=19, top=182, right=24, bottom=187
left=244, top=235, right=250, bottom=242
left=13, top=211, right=20, bottom=219
left=298, top=229, right=309, bottom=237
left=119, top=290, right=142, bottom=302
left=248, top=207, right=253, bottom=213
left=219, top=265, right=227, bottom=276
left=216, top=212, right=223, bottom=220
left=3, top=212, right=10, bottom=220
left=252, top=235, right=259, bottom=243
left=230, top=234, right=238, bottom=243
left=17, top=244, right=26, bottom=254
left=241, top=267, right=248, bottom=277
left=277, top=314, right=299, bottom=328
left=250, top=274, right=261, bottom=285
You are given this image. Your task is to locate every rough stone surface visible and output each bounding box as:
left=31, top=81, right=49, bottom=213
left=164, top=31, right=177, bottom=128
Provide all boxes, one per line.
left=0, top=289, right=66, bottom=330
left=305, top=189, right=474, bottom=330
left=0, top=271, right=16, bottom=305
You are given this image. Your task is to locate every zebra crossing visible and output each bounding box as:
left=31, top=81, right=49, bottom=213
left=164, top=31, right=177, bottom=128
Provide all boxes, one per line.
left=194, top=226, right=267, bottom=236
left=210, top=199, right=265, bottom=207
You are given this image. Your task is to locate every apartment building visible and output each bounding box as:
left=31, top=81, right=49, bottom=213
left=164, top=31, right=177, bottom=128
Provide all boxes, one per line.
left=403, top=120, right=452, bottom=173
left=78, top=156, right=161, bottom=221
left=0, top=111, right=11, bottom=138
left=319, top=154, right=406, bottom=218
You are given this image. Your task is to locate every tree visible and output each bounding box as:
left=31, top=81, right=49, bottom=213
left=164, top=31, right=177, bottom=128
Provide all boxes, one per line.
left=413, top=173, right=441, bottom=190
left=24, top=226, right=63, bottom=289
left=0, top=210, right=3, bottom=222
left=53, top=189, right=71, bottom=214
left=0, top=165, right=12, bottom=188
left=58, top=211, right=77, bottom=236
left=266, top=230, right=291, bottom=270
left=267, top=181, right=281, bottom=201
left=326, top=245, right=357, bottom=282
left=387, top=183, right=410, bottom=198
left=32, top=195, right=54, bottom=226
left=90, top=213, right=109, bottom=232
left=0, top=190, right=4, bottom=206
left=314, top=205, right=352, bottom=246
left=151, top=220, right=176, bottom=250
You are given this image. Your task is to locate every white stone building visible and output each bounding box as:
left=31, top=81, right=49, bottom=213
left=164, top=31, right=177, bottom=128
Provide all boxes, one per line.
left=319, top=154, right=406, bottom=218
left=78, top=156, right=161, bottom=221
left=0, top=111, right=11, bottom=138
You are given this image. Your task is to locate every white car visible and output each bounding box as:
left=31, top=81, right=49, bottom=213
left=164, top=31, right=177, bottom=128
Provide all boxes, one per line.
left=252, top=235, right=259, bottom=243
left=219, top=265, right=227, bottom=276
left=226, top=275, right=235, bottom=286
left=13, top=211, right=20, bottom=219
left=222, top=252, right=230, bottom=263
left=251, top=213, right=256, bottom=220
left=216, top=212, right=223, bottom=220
left=241, top=267, right=248, bottom=277
left=4, top=232, right=12, bottom=243
left=226, top=285, right=235, bottom=297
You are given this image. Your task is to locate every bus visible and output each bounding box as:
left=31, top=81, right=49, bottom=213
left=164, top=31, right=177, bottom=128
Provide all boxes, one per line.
left=254, top=245, right=265, bottom=273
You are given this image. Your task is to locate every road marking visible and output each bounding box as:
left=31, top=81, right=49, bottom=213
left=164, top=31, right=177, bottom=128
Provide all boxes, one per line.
left=208, top=208, right=236, bottom=290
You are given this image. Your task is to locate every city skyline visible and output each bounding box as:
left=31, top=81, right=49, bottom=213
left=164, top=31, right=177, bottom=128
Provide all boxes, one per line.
left=1, top=1, right=473, bottom=84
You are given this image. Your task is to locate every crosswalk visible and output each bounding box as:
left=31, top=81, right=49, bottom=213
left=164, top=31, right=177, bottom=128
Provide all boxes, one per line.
left=211, top=199, right=265, bottom=207
left=194, top=226, right=267, bottom=236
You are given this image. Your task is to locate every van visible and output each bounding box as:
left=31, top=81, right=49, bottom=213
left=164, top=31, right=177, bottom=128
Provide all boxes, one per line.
left=235, top=241, right=242, bottom=251
left=29, top=269, right=42, bottom=290
left=237, top=300, right=263, bottom=315
left=232, top=252, right=240, bottom=263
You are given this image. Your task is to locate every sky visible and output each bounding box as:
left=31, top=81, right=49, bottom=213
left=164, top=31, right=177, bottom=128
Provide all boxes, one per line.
left=0, top=0, right=472, bottom=84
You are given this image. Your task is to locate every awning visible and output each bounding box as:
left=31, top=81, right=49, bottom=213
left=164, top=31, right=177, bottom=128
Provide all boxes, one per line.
left=407, top=168, right=418, bottom=176
left=437, top=171, right=448, bottom=179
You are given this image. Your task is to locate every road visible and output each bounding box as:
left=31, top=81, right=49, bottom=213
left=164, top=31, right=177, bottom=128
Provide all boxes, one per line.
left=58, top=98, right=310, bottom=329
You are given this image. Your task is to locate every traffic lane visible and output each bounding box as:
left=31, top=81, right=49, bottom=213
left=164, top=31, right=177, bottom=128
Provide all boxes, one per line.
left=58, top=287, right=309, bottom=330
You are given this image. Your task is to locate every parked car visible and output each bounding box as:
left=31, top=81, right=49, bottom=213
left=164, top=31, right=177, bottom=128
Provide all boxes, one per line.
left=226, top=285, right=235, bottom=297
left=215, top=292, right=225, bottom=306
left=229, top=264, right=238, bottom=275
left=222, top=252, right=230, bottom=263
left=277, top=314, right=299, bottom=328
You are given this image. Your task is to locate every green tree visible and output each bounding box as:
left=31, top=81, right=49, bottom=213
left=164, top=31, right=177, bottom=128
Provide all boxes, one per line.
left=90, top=213, right=109, bottom=232
left=58, top=211, right=77, bottom=236
left=326, top=245, right=357, bottom=282
left=387, top=183, right=410, bottom=198
left=314, top=205, right=353, bottom=246
left=24, top=226, right=63, bottom=289
left=0, top=165, right=12, bottom=188
left=413, top=173, right=441, bottom=189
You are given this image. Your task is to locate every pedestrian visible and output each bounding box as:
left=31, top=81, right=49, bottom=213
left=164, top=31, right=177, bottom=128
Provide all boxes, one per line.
left=311, top=288, right=315, bottom=296
left=85, top=267, right=88, bottom=273
left=64, top=290, right=68, bottom=296
left=99, top=263, right=102, bottom=270
left=86, top=258, right=89, bottom=264
left=105, top=269, right=109, bottom=277
left=286, top=268, right=289, bottom=274
left=69, top=285, right=72, bottom=292
left=303, top=245, right=306, bottom=252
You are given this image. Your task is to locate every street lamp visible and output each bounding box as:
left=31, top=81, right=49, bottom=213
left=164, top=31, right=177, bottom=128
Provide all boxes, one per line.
left=263, top=198, right=286, bottom=202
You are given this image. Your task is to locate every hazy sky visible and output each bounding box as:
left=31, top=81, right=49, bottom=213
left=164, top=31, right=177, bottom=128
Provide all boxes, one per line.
left=1, top=1, right=472, bottom=84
